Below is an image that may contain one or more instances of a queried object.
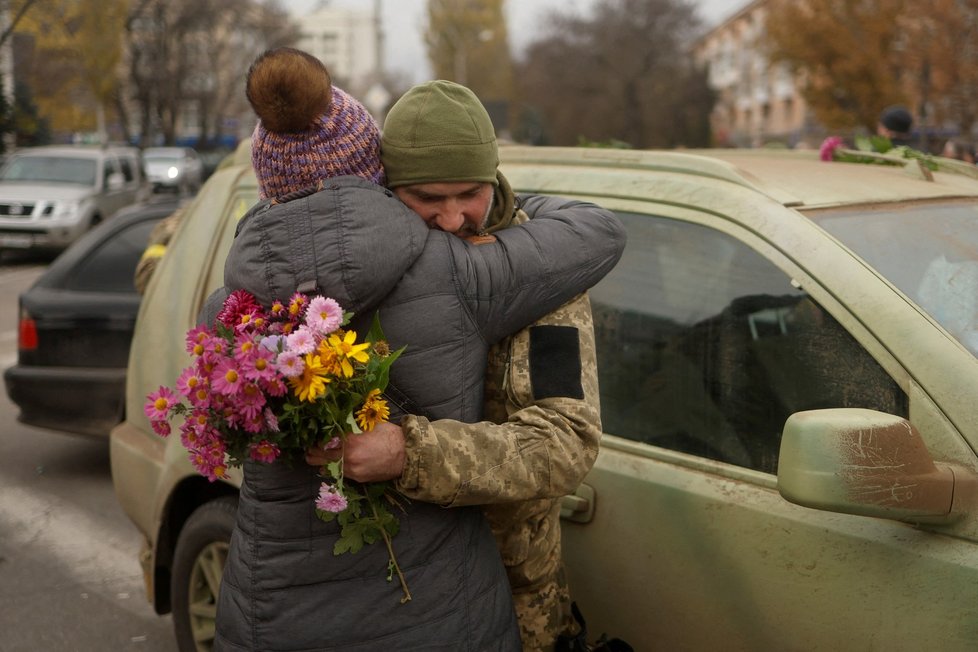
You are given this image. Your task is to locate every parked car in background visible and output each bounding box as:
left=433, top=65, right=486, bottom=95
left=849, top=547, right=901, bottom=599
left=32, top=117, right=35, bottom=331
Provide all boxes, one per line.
left=0, top=145, right=148, bottom=254
left=3, top=195, right=179, bottom=437
left=143, top=146, right=204, bottom=195
left=111, top=143, right=978, bottom=651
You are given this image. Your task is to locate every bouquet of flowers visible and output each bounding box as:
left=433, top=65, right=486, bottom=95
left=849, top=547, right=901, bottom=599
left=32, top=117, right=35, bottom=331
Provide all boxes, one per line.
left=143, top=289, right=412, bottom=601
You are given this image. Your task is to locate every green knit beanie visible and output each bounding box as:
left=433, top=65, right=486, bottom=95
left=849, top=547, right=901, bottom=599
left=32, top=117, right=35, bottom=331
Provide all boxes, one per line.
left=381, top=80, right=499, bottom=188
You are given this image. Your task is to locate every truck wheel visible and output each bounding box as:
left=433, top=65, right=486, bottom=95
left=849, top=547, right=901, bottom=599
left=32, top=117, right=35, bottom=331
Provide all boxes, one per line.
left=171, top=495, right=238, bottom=652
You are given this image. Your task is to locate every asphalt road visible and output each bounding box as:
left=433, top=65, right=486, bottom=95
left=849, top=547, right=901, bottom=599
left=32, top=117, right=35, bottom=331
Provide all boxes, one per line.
left=0, top=255, right=178, bottom=652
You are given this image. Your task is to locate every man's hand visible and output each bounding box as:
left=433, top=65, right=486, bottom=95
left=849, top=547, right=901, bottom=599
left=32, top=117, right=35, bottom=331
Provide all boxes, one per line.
left=305, top=421, right=406, bottom=483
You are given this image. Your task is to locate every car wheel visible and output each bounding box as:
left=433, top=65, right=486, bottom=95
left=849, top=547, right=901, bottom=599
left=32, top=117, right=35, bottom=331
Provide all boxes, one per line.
left=171, top=495, right=238, bottom=652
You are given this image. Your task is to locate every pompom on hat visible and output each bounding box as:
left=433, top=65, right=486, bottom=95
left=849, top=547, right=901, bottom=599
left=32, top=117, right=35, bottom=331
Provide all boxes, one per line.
left=246, top=47, right=385, bottom=200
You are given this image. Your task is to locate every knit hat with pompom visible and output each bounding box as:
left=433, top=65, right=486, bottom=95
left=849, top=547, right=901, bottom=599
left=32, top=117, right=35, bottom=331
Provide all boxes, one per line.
left=246, top=47, right=385, bottom=200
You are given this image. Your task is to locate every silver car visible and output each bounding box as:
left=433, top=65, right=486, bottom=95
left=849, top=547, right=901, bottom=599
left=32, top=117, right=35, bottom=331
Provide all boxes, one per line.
left=143, top=146, right=204, bottom=195
left=0, top=145, right=148, bottom=253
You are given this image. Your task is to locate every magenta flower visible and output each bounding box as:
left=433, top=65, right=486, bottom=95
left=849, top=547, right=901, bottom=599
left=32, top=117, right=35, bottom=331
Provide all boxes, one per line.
left=211, top=358, right=244, bottom=395
left=237, top=383, right=267, bottom=421
left=216, top=289, right=261, bottom=329
left=176, top=367, right=207, bottom=401
left=151, top=419, right=171, bottom=438
left=185, top=324, right=213, bottom=356
left=145, top=386, right=178, bottom=421
left=316, top=483, right=349, bottom=513
left=306, top=296, right=343, bottom=334
left=250, top=440, right=281, bottom=463
left=240, top=346, right=278, bottom=383
left=819, top=136, right=845, bottom=162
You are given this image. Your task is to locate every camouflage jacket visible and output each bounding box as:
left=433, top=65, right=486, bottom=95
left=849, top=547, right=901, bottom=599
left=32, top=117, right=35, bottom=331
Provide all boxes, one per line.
left=397, top=290, right=602, bottom=651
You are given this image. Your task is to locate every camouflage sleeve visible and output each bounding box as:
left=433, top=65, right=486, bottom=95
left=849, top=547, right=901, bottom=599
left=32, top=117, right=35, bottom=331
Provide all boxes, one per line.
left=396, top=292, right=601, bottom=506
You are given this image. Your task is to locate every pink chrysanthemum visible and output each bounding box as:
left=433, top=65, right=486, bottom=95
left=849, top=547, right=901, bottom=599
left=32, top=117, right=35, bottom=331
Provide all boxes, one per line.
left=275, top=350, right=304, bottom=378
left=250, top=440, right=281, bottom=463
left=176, top=367, right=207, bottom=401
left=240, top=346, right=278, bottom=383
left=216, top=289, right=261, bottom=329
left=306, top=296, right=343, bottom=334
left=316, top=483, right=348, bottom=513
left=185, top=325, right=213, bottom=356
left=237, top=383, right=266, bottom=421
left=261, top=375, right=288, bottom=397
left=286, top=326, right=317, bottom=355
left=287, top=292, right=309, bottom=321
left=151, top=419, right=171, bottom=438
left=144, top=386, right=178, bottom=421
left=211, top=358, right=244, bottom=395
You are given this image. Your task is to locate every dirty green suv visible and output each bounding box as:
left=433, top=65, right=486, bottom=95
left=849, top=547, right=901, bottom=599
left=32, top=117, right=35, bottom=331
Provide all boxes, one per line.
left=112, top=143, right=978, bottom=651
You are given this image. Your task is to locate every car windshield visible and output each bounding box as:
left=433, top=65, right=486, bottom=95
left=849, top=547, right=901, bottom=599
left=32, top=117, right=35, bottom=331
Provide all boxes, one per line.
left=0, top=155, right=97, bottom=186
left=144, top=154, right=180, bottom=163
left=809, top=200, right=978, bottom=356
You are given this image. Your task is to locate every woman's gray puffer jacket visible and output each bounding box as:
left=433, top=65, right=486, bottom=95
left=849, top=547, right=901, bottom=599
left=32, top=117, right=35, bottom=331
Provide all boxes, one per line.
left=204, top=176, right=625, bottom=652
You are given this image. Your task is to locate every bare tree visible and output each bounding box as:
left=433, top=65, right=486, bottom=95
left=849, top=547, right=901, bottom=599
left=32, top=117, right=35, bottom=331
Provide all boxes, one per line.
left=516, top=0, right=712, bottom=148
left=123, top=0, right=297, bottom=147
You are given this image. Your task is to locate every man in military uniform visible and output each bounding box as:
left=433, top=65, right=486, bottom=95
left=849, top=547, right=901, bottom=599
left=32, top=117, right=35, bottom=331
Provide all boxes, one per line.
left=309, top=81, right=622, bottom=651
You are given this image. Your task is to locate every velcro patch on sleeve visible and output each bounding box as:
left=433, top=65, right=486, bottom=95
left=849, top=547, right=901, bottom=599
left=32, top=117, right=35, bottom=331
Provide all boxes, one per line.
left=528, top=325, right=584, bottom=400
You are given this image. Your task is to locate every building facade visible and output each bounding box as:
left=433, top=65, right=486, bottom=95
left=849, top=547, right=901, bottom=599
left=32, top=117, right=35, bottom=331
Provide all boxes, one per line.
left=695, top=0, right=820, bottom=148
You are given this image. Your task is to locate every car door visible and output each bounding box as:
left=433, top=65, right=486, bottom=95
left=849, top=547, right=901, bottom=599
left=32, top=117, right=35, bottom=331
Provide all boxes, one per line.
left=99, top=155, right=129, bottom=218
left=560, top=205, right=978, bottom=651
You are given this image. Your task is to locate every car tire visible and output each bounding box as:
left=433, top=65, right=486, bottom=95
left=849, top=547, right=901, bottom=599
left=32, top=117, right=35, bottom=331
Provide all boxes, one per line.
left=171, top=495, right=238, bottom=652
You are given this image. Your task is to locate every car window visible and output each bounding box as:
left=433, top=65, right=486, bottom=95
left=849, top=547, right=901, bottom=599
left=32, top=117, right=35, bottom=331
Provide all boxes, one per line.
left=118, top=156, right=136, bottom=182
left=103, top=157, right=120, bottom=187
left=66, top=219, right=159, bottom=293
left=590, top=212, right=908, bottom=474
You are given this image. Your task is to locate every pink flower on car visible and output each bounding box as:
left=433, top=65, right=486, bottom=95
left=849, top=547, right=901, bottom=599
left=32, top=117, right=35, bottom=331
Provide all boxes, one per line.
left=820, top=136, right=845, bottom=162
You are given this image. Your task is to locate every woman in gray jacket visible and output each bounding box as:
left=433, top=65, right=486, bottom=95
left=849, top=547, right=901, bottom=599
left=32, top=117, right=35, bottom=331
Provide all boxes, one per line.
left=205, top=48, right=625, bottom=652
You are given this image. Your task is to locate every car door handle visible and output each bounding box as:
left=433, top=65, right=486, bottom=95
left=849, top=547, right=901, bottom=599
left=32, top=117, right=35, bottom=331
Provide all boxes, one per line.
left=560, top=483, right=595, bottom=524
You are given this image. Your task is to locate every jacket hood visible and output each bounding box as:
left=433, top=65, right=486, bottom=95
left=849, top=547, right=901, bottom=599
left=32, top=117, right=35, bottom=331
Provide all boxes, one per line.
left=224, top=176, right=428, bottom=315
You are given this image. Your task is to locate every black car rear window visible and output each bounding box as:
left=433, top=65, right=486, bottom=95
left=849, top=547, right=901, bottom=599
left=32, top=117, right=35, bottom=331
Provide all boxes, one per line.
left=66, top=219, right=158, bottom=293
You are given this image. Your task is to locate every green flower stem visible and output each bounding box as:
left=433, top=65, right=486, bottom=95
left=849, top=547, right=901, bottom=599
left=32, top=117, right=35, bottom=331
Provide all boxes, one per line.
left=370, top=498, right=412, bottom=603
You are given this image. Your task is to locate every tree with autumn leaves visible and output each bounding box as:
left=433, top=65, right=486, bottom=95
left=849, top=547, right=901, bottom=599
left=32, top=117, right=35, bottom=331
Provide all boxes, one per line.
left=4, top=0, right=296, bottom=146
left=764, top=0, right=978, bottom=143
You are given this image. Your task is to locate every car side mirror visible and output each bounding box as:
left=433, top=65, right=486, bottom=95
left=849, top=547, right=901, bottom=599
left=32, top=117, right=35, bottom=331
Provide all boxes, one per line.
left=106, top=172, right=125, bottom=190
left=778, top=408, right=976, bottom=524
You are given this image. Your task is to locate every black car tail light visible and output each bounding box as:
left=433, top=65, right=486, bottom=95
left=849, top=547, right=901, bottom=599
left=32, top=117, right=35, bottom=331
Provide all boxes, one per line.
left=18, top=309, right=38, bottom=351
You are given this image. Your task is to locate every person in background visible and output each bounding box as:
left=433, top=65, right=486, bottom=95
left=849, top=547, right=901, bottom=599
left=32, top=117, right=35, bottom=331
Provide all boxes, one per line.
left=877, top=104, right=915, bottom=148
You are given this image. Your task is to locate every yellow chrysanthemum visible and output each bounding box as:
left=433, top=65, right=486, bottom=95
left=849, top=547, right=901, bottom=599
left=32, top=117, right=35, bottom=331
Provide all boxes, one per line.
left=328, top=330, right=371, bottom=378
left=289, top=353, right=331, bottom=402
left=356, top=389, right=390, bottom=431
left=316, top=340, right=344, bottom=377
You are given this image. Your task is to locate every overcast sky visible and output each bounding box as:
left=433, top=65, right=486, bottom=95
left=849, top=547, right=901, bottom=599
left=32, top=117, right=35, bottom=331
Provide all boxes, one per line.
left=290, top=0, right=747, bottom=84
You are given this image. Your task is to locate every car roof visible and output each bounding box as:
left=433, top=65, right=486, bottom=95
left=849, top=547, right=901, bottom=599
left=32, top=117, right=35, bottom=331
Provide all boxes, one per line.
left=11, top=145, right=139, bottom=159
left=143, top=147, right=194, bottom=155
left=498, top=146, right=978, bottom=211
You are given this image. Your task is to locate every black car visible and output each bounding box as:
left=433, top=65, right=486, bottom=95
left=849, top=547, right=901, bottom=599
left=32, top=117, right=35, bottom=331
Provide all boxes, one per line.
left=4, top=197, right=179, bottom=437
